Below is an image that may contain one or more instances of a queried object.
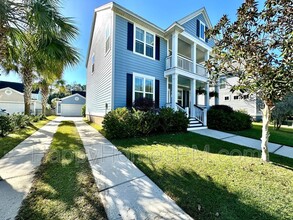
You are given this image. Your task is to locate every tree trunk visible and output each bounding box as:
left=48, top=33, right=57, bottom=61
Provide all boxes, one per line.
left=41, top=86, right=49, bottom=116
left=22, top=69, right=33, bottom=115
left=261, top=102, right=272, bottom=162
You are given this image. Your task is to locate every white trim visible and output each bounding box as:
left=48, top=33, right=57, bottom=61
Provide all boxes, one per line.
left=181, top=32, right=212, bottom=52
left=111, top=12, right=116, bottom=111
left=0, top=87, right=24, bottom=96
left=105, top=22, right=111, bottom=55
left=133, top=24, right=156, bottom=60
left=199, top=20, right=206, bottom=41
left=132, top=72, right=155, bottom=102
left=177, top=88, right=183, bottom=105
left=164, top=67, right=208, bottom=82
left=61, top=93, right=86, bottom=101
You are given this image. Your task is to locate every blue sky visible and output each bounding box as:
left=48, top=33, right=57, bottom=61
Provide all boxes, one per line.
left=0, top=0, right=265, bottom=85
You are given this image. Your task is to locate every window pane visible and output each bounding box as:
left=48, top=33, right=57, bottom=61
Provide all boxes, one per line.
left=145, top=79, right=153, bottom=93
left=135, top=77, right=143, bottom=91
left=136, top=27, right=144, bottom=41
left=146, top=33, right=154, bottom=45
left=200, top=24, right=205, bottom=39
left=146, top=45, right=153, bottom=57
left=135, top=92, right=143, bottom=100
left=135, top=41, right=144, bottom=54
left=145, top=93, right=153, bottom=100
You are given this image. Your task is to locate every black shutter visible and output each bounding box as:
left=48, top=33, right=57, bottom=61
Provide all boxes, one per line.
left=155, top=80, right=160, bottom=108
left=205, top=26, right=209, bottom=43
left=186, top=91, right=190, bottom=107
left=155, top=36, right=160, bottom=60
left=183, top=90, right=186, bottom=108
left=196, top=19, right=200, bottom=37
left=126, top=73, right=133, bottom=108
left=127, top=22, right=134, bottom=51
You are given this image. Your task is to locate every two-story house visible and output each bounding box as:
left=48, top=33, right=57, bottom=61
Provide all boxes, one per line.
left=86, top=2, right=218, bottom=129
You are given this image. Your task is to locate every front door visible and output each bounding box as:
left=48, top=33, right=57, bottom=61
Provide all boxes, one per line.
left=178, top=89, right=183, bottom=106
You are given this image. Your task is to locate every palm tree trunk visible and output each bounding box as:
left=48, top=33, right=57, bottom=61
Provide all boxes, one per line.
left=22, top=68, right=33, bottom=115
left=261, top=101, right=272, bottom=162
left=41, top=85, right=49, bottom=116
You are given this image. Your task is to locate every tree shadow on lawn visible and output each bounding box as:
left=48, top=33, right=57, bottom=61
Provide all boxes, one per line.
left=112, top=131, right=293, bottom=169
left=16, top=121, right=107, bottom=220
left=124, top=152, right=287, bottom=220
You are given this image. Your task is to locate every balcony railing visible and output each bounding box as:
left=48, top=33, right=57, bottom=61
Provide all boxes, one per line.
left=165, top=55, right=208, bottom=77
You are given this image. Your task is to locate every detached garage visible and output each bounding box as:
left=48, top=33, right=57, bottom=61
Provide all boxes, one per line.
left=56, top=93, right=86, bottom=117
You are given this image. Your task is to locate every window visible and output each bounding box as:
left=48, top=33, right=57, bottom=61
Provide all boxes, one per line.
left=91, top=54, right=95, bottom=73
left=224, top=95, right=230, bottom=101
left=133, top=73, right=155, bottom=101
left=105, top=24, right=111, bottom=54
left=234, top=95, right=239, bottom=100
left=135, top=26, right=155, bottom=59
left=243, top=94, right=249, bottom=99
left=219, top=77, right=226, bottom=89
left=199, top=21, right=206, bottom=40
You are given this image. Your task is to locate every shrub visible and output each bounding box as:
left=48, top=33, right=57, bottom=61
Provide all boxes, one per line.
left=10, top=113, right=30, bottom=129
left=102, top=107, right=189, bottom=139
left=133, top=97, right=155, bottom=112
left=208, top=106, right=252, bottom=131
left=81, top=105, right=86, bottom=117
left=0, top=115, right=12, bottom=137
left=102, top=108, right=136, bottom=139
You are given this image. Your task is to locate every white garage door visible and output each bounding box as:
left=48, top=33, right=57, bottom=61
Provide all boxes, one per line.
left=0, top=102, right=24, bottom=114
left=61, top=104, right=83, bottom=117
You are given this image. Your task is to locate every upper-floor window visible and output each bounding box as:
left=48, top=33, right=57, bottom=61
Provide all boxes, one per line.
left=224, top=95, right=230, bottom=101
left=199, top=21, right=206, bottom=40
left=91, top=54, right=95, bottom=73
left=105, top=24, right=111, bottom=54
left=219, top=77, right=226, bottom=89
left=234, top=95, right=239, bottom=100
left=133, top=73, right=155, bottom=101
left=135, top=26, right=155, bottom=59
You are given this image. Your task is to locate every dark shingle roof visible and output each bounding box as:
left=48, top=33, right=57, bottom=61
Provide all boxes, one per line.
left=72, top=91, right=86, bottom=97
left=0, top=81, right=39, bottom=93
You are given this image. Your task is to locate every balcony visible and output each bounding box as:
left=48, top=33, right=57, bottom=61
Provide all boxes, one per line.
left=166, top=55, right=208, bottom=78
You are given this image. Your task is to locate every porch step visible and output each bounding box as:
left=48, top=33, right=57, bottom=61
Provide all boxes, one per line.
left=188, top=117, right=206, bottom=131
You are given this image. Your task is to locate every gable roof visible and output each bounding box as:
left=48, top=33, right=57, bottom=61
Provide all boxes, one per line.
left=61, top=93, right=85, bottom=101
left=72, top=91, right=86, bottom=97
left=0, top=81, right=39, bottom=93
left=177, top=7, right=213, bottom=29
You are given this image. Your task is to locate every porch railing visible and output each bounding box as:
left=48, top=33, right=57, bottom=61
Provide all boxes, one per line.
left=165, top=55, right=208, bottom=77
left=194, top=105, right=207, bottom=126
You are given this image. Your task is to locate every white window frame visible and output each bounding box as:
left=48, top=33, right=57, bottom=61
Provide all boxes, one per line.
left=105, top=23, right=111, bottom=55
left=132, top=72, right=155, bottom=102
left=91, top=53, right=95, bottom=74
left=224, top=95, right=230, bottom=101
left=133, top=24, right=156, bottom=60
left=199, top=20, right=206, bottom=41
left=219, top=77, right=226, bottom=89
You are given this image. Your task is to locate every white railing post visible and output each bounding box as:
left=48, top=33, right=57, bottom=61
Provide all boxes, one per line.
left=185, top=107, right=189, bottom=118
left=172, top=73, right=178, bottom=111
left=172, top=31, right=178, bottom=68
left=203, top=108, right=207, bottom=126
left=190, top=79, right=196, bottom=117
left=192, top=43, right=197, bottom=73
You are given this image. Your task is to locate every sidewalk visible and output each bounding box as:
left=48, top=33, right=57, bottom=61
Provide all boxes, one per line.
left=191, top=129, right=293, bottom=159
left=0, top=118, right=61, bottom=220
left=74, top=120, right=192, bottom=220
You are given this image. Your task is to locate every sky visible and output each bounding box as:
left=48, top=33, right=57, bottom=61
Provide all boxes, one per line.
left=0, top=0, right=265, bottom=85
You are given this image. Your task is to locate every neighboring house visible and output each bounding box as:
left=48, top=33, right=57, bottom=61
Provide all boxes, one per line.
left=0, top=81, right=41, bottom=115
left=56, top=93, right=86, bottom=117
left=86, top=2, right=219, bottom=129
left=216, top=76, right=262, bottom=121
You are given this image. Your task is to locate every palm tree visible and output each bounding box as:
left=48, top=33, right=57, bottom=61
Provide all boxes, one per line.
left=2, top=0, right=79, bottom=115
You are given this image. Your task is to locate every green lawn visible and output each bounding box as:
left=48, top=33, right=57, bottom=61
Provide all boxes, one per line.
left=0, top=116, right=56, bottom=159
left=88, top=124, right=292, bottom=220
left=231, top=123, right=293, bottom=147
left=17, top=121, right=107, bottom=220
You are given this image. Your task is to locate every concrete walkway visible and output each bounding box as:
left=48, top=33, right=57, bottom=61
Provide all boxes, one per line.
left=0, top=118, right=61, bottom=220
left=191, top=129, right=293, bottom=159
left=74, top=120, right=192, bottom=220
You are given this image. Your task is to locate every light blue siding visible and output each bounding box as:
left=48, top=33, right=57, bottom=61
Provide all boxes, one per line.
left=62, top=94, right=86, bottom=105
left=114, top=15, right=167, bottom=109
left=182, top=14, right=214, bottom=47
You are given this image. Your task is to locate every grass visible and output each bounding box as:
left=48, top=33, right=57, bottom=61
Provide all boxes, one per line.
left=17, top=121, right=107, bottom=220
left=230, top=122, right=293, bottom=147
left=0, top=116, right=56, bottom=159
left=89, top=121, right=293, bottom=220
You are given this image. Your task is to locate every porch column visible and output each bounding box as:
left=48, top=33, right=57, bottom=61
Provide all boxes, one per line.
left=190, top=79, right=196, bottom=117
left=215, top=79, right=220, bottom=105
left=172, top=73, right=178, bottom=110
left=191, top=43, right=197, bottom=73
left=172, top=31, right=178, bottom=68
left=205, top=82, right=210, bottom=108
